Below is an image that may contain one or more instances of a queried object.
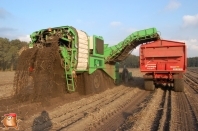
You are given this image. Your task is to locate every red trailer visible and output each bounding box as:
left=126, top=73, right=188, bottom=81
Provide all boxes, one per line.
left=139, top=39, right=187, bottom=92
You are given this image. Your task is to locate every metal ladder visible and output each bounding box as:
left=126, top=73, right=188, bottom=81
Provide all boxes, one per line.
left=61, top=47, right=76, bottom=92
left=65, top=68, right=75, bottom=92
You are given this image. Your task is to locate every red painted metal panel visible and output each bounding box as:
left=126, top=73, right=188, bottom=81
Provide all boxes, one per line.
left=140, top=39, right=186, bottom=74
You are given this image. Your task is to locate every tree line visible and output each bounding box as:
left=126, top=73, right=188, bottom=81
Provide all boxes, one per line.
left=119, top=54, right=139, bottom=68
left=0, top=36, right=197, bottom=71
left=0, top=37, right=28, bottom=71
left=187, top=57, right=198, bottom=67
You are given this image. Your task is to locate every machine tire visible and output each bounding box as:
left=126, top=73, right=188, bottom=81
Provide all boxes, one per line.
left=122, top=68, right=129, bottom=84
left=92, top=70, right=103, bottom=93
left=84, top=70, right=104, bottom=94
left=174, top=78, right=184, bottom=92
left=144, top=80, right=155, bottom=91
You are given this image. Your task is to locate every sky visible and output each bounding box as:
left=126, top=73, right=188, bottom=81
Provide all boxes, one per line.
left=0, top=0, right=198, bottom=57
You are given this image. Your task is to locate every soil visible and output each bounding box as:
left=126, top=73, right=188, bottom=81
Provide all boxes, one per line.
left=0, top=66, right=198, bottom=131
left=13, top=40, right=67, bottom=103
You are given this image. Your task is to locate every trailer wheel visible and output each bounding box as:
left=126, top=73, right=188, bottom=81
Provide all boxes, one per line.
left=144, top=80, right=155, bottom=91
left=174, top=78, right=184, bottom=92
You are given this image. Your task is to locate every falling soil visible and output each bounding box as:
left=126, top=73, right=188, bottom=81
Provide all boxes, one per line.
left=13, top=39, right=67, bottom=103
left=11, top=39, right=114, bottom=105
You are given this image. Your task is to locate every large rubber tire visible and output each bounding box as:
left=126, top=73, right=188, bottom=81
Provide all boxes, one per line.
left=122, top=68, right=129, bottom=84
left=144, top=80, right=155, bottom=91
left=174, top=78, right=184, bottom=92
left=92, top=70, right=103, bottom=93
left=84, top=70, right=104, bottom=95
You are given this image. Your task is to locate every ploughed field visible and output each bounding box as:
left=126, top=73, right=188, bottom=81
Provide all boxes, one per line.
left=0, top=68, right=198, bottom=131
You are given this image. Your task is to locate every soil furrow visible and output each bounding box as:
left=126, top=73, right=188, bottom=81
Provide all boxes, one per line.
left=1, top=68, right=198, bottom=131
left=61, top=88, right=142, bottom=131
left=170, top=91, right=197, bottom=131
left=184, top=74, right=198, bottom=93
left=157, top=89, right=171, bottom=131
left=22, top=87, right=134, bottom=130
left=184, top=83, right=198, bottom=129
left=96, top=90, right=151, bottom=131
left=186, top=70, right=198, bottom=78
left=50, top=88, right=133, bottom=130
left=123, top=88, right=164, bottom=131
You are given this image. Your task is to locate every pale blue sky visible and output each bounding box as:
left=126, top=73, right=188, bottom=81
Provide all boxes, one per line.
left=0, top=0, right=198, bottom=57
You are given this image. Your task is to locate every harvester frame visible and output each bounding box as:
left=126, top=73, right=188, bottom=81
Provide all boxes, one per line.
left=16, top=25, right=160, bottom=96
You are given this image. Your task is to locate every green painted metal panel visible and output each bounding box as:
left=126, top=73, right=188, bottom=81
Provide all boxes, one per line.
left=102, top=64, right=115, bottom=80
left=89, top=56, right=104, bottom=74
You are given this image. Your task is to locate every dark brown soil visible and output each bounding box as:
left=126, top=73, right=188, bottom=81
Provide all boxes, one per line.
left=13, top=40, right=114, bottom=103
left=13, top=39, right=66, bottom=104
left=0, top=40, right=73, bottom=124
left=0, top=39, right=115, bottom=128
left=1, top=68, right=198, bottom=131
left=0, top=37, right=117, bottom=130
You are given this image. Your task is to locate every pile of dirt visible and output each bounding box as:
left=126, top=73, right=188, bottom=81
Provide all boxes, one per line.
left=13, top=39, right=66, bottom=103
left=13, top=37, right=115, bottom=103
